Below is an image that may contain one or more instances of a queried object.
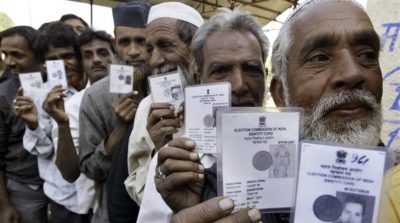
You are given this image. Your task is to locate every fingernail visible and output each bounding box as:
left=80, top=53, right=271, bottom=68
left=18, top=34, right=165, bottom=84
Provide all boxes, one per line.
left=189, top=152, right=198, bottom=160
left=198, top=165, right=204, bottom=172
left=247, top=209, right=261, bottom=221
left=218, top=197, right=234, bottom=211
left=185, top=140, right=195, bottom=147
left=133, top=90, right=138, bottom=95
left=198, top=173, right=204, bottom=179
left=179, top=106, right=184, bottom=112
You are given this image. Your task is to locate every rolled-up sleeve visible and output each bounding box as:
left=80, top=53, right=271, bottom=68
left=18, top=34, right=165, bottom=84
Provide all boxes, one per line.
left=23, top=125, right=53, bottom=158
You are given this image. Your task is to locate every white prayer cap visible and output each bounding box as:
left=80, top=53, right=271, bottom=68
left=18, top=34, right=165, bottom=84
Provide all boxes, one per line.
left=147, top=2, right=204, bottom=28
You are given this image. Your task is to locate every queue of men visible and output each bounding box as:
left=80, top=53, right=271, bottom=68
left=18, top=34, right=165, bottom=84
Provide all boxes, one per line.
left=0, top=0, right=399, bottom=223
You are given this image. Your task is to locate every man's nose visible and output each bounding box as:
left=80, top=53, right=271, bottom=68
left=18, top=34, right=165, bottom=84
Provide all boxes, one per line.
left=149, top=48, right=165, bottom=70
left=93, top=53, right=101, bottom=63
left=230, top=68, right=248, bottom=95
left=4, top=56, right=15, bottom=66
left=331, top=50, right=366, bottom=91
left=128, top=43, right=140, bottom=59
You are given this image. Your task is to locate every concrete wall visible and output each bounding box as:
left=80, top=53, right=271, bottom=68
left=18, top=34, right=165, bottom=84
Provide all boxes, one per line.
left=367, top=0, right=400, bottom=148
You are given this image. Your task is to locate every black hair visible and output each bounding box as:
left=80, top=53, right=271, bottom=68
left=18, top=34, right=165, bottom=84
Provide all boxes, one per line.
left=1, top=26, right=39, bottom=55
left=59, top=14, right=89, bottom=28
left=78, top=29, right=115, bottom=54
left=38, top=21, right=55, bottom=33
left=34, top=22, right=80, bottom=63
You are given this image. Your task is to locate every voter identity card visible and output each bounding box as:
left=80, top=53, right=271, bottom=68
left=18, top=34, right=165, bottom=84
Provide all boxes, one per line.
left=292, top=141, right=390, bottom=223
left=46, top=60, right=68, bottom=89
left=148, top=71, right=184, bottom=111
left=109, top=64, right=134, bottom=94
left=19, top=72, right=46, bottom=100
left=185, top=82, right=231, bottom=154
left=217, top=107, right=303, bottom=213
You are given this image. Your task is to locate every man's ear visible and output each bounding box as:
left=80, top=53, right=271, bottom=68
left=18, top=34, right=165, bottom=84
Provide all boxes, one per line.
left=270, top=77, right=286, bottom=107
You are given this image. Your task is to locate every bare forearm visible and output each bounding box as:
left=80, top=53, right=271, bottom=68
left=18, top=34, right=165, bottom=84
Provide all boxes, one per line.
left=104, top=122, right=129, bottom=155
left=56, top=124, right=80, bottom=183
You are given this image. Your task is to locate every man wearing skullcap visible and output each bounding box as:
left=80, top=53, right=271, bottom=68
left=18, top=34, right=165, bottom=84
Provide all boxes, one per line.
left=123, top=1, right=204, bottom=221
left=78, top=2, right=150, bottom=222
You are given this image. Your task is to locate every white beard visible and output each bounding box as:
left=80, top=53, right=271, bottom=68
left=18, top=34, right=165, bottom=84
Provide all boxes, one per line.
left=288, top=90, right=382, bottom=146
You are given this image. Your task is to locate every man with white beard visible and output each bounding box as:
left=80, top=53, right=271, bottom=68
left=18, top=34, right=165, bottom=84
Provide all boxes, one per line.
left=154, top=0, right=395, bottom=222
left=269, top=0, right=382, bottom=147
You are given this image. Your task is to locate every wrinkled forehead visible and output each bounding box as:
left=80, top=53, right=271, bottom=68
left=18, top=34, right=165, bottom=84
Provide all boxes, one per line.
left=145, top=18, right=178, bottom=39
left=284, top=1, right=379, bottom=61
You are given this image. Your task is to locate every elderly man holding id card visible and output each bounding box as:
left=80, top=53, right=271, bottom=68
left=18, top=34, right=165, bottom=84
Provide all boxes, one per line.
left=154, top=0, right=396, bottom=222
left=124, top=1, right=204, bottom=207
left=135, top=8, right=269, bottom=222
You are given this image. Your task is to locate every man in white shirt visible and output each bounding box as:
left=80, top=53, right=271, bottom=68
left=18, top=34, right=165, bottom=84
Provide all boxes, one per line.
left=15, top=22, right=89, bottom=222
left=51, top=30, right=116, bottom=219
left=125, top=1, right=203, bottom=206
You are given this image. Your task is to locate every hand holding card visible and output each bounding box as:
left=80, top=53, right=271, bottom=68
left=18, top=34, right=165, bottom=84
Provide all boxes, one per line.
left=155, top=137, right=205, bottom=213
left=42, top=85, right=69, bottom=125
left=13, top=87, right=39, bottom=130
left=112, top=91, right=140, bottom=124
left=146, top=103, right=181, bottom=150
left=147, top=72, right=185, bottom=149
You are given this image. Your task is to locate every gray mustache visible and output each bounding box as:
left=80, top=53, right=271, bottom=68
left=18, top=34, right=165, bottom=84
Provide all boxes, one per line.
left=231, top=92, right=259, bottom=107
left=311, top=90, right=379, bottom=121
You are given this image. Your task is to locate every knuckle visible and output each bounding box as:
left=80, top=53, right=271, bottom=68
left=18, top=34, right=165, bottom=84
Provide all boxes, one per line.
left=163, top=159, right=173, bottom=172
left=158, top=147, right=168, bottom=160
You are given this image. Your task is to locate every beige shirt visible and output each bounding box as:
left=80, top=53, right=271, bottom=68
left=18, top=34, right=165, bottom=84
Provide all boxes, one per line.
left=125, top=95, right=154, bottom=204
